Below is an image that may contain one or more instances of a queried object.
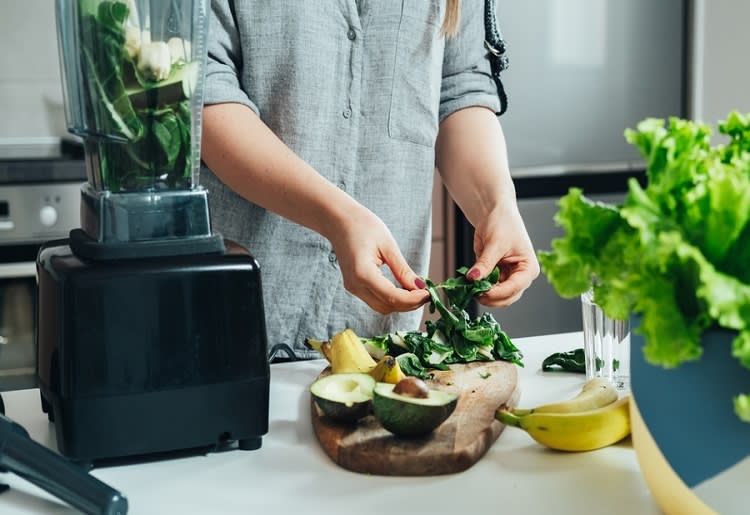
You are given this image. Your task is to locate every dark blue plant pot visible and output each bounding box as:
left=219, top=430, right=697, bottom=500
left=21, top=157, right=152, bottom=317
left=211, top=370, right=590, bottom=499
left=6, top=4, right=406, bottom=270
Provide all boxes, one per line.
left=630, top=315, right=750, bottom=514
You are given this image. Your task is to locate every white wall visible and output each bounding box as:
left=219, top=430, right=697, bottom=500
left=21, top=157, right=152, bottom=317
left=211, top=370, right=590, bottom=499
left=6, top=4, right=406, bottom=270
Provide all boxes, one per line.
left=0, top=1, right=67, bottom=145
left=691, top=0, right=750, bottom=125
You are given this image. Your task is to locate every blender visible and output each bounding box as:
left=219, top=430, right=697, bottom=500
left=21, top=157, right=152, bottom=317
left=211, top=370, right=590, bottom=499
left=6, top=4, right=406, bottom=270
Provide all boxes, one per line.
left=36, top=0, right=270, bottom=463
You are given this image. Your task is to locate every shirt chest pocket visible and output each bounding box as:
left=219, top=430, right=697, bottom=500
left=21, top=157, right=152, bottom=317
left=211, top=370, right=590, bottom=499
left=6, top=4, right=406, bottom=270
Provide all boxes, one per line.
left=388, top=1, right=444, bottom=147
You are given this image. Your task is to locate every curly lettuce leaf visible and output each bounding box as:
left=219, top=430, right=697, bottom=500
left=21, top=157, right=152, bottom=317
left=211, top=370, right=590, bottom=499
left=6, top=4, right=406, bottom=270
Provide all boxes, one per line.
left=734, top=393, right=750, bottom=423
left=537, top=188, right=624, bottom=298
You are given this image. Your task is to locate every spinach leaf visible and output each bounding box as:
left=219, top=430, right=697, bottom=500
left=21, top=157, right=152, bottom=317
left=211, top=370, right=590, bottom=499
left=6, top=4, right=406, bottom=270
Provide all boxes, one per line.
left=396, top=353, right=433, bottom=380
left=541, top=348, right=586, bottom=373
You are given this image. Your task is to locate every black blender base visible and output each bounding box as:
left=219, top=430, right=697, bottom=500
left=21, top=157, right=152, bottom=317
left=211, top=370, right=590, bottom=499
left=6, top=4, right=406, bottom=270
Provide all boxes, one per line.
left=238, top=437, right=262, bottom=451
left=36, top=238, right=271, bottom=464
left=39, top=376, right=269, bottom=464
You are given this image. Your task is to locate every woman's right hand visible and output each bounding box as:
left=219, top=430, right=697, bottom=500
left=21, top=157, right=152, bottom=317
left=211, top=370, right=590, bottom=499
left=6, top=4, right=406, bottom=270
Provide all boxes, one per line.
left=326, top=204, right=429, bottom=315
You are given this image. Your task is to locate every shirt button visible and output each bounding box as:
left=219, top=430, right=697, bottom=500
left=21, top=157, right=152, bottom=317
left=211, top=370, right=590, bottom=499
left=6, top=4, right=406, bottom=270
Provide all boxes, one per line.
left=337, top=181, right=346, bottom=191
left=328, top=252, right=337, bottom=263
left=347, top=28, right=357, bottom=41
left=342, top=108, right=352, bottom=119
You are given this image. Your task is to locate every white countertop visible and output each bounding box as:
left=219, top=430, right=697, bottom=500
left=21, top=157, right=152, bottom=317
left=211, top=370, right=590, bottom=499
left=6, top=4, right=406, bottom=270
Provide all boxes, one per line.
left=0, top=332, right=660, bottom=515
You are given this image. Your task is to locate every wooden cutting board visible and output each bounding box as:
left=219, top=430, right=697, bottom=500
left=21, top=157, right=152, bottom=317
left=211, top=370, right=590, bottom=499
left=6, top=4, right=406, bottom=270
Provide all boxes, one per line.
left=310, top=360, right=520, bottom=476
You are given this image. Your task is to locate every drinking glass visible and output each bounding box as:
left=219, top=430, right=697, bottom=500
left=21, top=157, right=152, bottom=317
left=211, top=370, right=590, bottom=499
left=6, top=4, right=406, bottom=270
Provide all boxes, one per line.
left=580, top=289, right=630, bottom=391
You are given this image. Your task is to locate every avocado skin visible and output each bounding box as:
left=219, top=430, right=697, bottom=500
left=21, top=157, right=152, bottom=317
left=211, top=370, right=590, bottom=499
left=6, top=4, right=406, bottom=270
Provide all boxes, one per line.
left=372, top=386, right=458, bottom=437
left=310, top=373, right=375, bottom=424
left=313, top=396, right=372, bottom=424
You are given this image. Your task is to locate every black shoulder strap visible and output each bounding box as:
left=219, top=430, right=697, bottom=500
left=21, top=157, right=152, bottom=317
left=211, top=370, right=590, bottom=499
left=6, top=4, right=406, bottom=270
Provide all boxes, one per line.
left=484, top=0, right=509, bottom=115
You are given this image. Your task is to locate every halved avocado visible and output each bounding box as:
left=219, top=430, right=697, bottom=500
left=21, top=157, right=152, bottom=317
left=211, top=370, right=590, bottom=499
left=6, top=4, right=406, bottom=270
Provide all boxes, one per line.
left=310, top=373, right=376, bottom=424
left=372, top=379, right=458, bottom=437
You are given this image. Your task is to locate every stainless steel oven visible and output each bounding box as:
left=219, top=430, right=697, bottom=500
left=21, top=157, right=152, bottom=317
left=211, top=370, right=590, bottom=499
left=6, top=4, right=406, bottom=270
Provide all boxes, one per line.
left=0, top=156, right=85, bottom=391
left=0, top=0, right=87, bottom=392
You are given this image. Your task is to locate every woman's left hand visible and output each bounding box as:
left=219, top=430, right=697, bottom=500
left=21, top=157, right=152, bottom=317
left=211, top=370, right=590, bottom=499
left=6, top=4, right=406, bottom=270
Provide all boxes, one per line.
left=465, top=203, right=540, bottom=307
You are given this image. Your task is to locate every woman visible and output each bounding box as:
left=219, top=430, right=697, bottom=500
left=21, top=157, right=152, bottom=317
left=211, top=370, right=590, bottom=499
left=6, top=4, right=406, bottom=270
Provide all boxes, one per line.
left=201, top=0, right=539, bottom=359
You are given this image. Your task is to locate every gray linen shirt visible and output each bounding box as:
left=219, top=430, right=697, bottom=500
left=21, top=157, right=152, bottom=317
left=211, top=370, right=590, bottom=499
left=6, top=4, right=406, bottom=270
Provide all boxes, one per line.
left=202, top=0, right=501, bottom=359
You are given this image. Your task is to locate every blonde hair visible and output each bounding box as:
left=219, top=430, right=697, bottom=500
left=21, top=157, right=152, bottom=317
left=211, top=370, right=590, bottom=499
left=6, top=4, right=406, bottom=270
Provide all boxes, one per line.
left=440, top=0, right=461, bottom=38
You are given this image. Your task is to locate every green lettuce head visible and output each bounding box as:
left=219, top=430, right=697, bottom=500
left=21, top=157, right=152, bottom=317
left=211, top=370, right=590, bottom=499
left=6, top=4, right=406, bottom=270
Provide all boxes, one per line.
left=537, top=112, right=750, bottom=422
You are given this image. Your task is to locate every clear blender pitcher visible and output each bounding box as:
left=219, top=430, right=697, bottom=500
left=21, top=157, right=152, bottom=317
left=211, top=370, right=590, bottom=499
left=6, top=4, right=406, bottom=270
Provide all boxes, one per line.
left=56, top=0, right=221, bottom=257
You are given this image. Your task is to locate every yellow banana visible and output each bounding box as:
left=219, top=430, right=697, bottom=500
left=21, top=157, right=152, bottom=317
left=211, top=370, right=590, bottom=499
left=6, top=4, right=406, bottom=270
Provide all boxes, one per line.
left=330, top=328, right=377, bottom=374
left=511, top=377, right=619, bottom=416
left=496, top=396, right=631, bottom=452
left=369, top=355, right=407, bottom=384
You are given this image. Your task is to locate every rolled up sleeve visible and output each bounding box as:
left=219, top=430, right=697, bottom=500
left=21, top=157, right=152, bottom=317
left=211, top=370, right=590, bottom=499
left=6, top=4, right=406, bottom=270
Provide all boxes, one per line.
left=439, top=2, right=502, bottom=122
left=205, top=0, right=259, bottom=114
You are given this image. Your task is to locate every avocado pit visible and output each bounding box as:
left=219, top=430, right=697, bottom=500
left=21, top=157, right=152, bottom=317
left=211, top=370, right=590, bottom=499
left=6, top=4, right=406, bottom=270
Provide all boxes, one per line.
left=392, top=377, right=430, bottom=399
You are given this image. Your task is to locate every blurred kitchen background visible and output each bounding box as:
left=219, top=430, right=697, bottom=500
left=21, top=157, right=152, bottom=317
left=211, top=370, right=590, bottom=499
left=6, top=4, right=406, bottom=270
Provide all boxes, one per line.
left=0, top=0, right=748, bottom=346
left=433, top=0, right=750, bottom=335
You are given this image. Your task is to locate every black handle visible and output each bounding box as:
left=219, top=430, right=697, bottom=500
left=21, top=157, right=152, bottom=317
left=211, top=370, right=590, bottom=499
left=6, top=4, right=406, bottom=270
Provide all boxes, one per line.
left=0, top=414, right=128, bottom=515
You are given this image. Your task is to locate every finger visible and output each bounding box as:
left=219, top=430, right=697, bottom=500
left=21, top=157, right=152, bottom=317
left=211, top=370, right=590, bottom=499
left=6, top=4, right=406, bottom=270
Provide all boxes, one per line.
left=380, top=243, right=426, bottom=291
left=477, top=287, right=524, bottom=308
left=479, top=269, right=535, bottom=306
left=365, top=277, right=431, bottom=313
left=344, top=262, right=429, bottom=313
left=466, top=242, right=505, bottom=281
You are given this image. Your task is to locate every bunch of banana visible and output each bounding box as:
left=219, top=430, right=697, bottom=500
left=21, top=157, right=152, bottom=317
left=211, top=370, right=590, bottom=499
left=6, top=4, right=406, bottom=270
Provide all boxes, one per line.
left=304, top=329, right=408, bottom=384
left=496, top=377, right=631, bottom=452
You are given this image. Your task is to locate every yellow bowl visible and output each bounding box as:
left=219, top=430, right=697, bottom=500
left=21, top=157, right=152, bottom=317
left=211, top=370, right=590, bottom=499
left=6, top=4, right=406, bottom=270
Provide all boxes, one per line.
left=630, top=398, right=716, bottom=515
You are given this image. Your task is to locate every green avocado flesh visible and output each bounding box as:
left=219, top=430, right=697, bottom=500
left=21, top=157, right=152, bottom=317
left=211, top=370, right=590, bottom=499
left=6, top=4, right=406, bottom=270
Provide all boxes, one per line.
left=310, top=373, right=376, bottom=423
left=372, top=382, right=458, bottom=437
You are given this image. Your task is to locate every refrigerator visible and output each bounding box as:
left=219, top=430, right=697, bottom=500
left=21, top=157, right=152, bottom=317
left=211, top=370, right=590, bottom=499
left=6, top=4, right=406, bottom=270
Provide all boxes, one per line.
left=457, top=0, right=689, bottom=337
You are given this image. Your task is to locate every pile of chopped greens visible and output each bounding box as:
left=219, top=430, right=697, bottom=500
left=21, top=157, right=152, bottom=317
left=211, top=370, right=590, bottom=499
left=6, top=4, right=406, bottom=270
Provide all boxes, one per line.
left=361, top=267, right=523, bottom=379
left=537, top=111, right=750, bottom=422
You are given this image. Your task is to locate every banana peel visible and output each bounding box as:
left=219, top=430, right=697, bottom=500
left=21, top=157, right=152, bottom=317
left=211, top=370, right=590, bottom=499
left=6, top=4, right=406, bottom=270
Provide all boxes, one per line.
left=369, top=355, right=407, bottom=384
left=329, top=328, right=377, bottom=374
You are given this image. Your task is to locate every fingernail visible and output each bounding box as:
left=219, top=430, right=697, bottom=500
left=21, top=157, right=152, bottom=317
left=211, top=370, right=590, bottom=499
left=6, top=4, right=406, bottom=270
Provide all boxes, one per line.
left=415, top=277, right=427, bottom=289
left=467, top=268, right=481, bottom=280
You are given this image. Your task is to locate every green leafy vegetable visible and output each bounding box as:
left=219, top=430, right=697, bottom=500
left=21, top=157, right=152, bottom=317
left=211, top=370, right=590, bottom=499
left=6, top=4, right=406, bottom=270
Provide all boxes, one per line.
left=395, top=353, right=433, bottom=381
left=359, top=267, right=523, bottom=379
left=77, top=0, right=195, bottom=192
left=541, top=348, right=586, bottom=373
left=537, top=112, right=750, bottom=423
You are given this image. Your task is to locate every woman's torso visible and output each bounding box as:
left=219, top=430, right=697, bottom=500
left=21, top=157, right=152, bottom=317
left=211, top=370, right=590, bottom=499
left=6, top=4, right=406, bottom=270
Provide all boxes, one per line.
left=204, top=1, right=449, bottom=357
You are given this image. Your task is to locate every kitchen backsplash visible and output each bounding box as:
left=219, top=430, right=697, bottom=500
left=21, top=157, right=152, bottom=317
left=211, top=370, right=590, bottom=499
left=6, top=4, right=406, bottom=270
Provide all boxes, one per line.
left=0, top=0, right=67, bottom=145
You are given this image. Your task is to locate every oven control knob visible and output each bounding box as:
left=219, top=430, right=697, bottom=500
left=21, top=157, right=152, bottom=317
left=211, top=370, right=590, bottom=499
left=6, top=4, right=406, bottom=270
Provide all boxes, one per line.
left=39, top=205, right=58, bottom=227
